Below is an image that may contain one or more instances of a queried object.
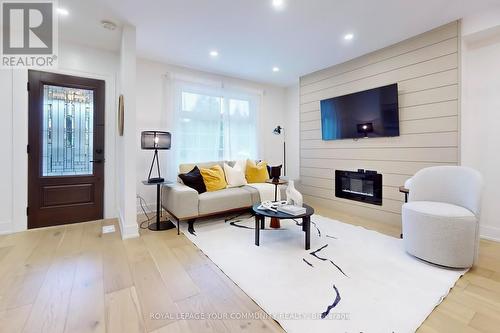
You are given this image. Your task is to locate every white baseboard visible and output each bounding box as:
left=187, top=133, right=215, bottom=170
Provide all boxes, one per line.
left=0, top=220, right=12, bottom=235
left=121, top=224, right=140, bottom=240
left=480, top=225, right=500, bottom=242
left=117, top=210, right=140, bottom=240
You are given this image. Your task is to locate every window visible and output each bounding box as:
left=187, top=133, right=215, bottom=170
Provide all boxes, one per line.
left=42, top=85, right=94, bottom=176
left=175, top=82, right=259, bottom=164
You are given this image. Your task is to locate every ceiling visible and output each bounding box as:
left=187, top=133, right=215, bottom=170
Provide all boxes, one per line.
left=58, top=0, right=123, bottom=52
left=60, top=0, right=499, bottom=86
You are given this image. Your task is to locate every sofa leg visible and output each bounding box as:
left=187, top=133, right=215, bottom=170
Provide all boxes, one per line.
left=187, top=219, right=196, bottom=235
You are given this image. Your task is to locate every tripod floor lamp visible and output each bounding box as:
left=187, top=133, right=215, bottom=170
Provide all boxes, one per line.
left=141, top=131, right=177, bottom=232
left=272, top=125, right=286, bottom=176
left=141, top=131, right=171, bottom=183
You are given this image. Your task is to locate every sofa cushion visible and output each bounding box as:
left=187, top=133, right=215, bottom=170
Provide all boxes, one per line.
left=162, top=183, right=199, bottom=219
left=402, top=201, right=478, bottom=268
left=242, top=184, right=287, bottom=204
left=198, top=187, right=253, bottom=215
left=178, top=166, right=206, bottom=194
left=242, top=185, right=261, bottom=205
left=179, top=161, right=224, bottom=174
left=404, top=201, right=475, bottom=218
left=224, top=161, right=247, bottom=188
left=200, top=165, right=227, bottom=192
left=246, top=160, right=269, bottom=183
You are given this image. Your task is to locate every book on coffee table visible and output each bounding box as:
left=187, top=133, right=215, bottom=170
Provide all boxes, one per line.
left=277, top=205, right=307, bottom=216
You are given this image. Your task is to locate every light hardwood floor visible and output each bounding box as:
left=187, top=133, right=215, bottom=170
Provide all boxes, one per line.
left=0, top=205, right=499, bottom=333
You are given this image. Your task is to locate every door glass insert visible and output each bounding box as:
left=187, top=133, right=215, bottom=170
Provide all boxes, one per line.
left=42, top=85, right=94, bottom=176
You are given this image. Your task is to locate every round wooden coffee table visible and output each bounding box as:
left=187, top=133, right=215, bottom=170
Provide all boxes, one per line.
left=251, top=203, right=315, bottom=250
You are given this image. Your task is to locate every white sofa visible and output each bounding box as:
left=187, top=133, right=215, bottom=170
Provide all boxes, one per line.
left=162, top=161, right=285, bottom=232
left=402, top=166, right=482, bottom=268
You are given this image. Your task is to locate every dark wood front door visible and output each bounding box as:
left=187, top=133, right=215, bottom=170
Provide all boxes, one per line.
left=28, top=70, right=105, bottom=229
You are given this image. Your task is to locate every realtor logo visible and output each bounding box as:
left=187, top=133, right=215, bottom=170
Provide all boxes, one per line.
left=1, top=0, right=58, bottom=68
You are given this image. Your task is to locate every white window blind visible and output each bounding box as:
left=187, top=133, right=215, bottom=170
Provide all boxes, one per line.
left=174, top=81, right=260, bottom=165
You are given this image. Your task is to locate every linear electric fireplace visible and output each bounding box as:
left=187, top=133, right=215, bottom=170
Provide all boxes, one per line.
left=335, top=170, right=382, bottom=205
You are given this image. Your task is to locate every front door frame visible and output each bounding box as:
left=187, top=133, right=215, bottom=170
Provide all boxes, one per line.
left=28, top=70, right=105, bottom=229
left=10, top=68, right=117, bottom=233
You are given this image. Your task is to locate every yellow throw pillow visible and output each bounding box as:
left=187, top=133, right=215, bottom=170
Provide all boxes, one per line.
left=200, top=165, right=227, bottom=192
left=246, top=160, right=269, bottom=183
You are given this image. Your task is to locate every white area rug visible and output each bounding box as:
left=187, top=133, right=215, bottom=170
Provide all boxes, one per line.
left=182, top=214, right=466, bottom=333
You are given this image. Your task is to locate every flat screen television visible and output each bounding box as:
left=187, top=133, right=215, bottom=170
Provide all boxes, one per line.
left=320, top=83, right=400, bottom=140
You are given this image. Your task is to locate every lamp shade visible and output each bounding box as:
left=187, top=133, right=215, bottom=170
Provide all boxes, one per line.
left=273, top=125, right=283, bottom=135
left=141, top=131, right=171, bottom=150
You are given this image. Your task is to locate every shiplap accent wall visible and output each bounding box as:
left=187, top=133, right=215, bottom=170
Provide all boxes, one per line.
left=299, top=21, right=460, bottom=225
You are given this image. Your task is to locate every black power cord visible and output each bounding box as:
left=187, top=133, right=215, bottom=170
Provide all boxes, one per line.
left=137, top=195, right=156, bottom=229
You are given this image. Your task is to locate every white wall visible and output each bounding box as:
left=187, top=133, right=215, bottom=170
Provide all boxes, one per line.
left=135, top=59, right=172, bottom=211
left=462, top=9, right=500, bottom=241
left=135, top=58, right=287, bottom=208
left=116, top=25, right=139, bottom=239
left=0, top=69, right=29, bottom=235
left=0, top=42, right=119, bottom=235
left=0, top=70, right=13, bottom=234
left=461, top=6, right=500, bottom=36
left=285, top=83, right=300, bottom=181
left=2, top=40, right=286, bottom=234
left=298, top=22, right=460, bottom=226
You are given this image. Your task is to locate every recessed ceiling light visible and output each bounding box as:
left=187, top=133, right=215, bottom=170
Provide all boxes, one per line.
left=56, top=8, right=69, bottom=16
left=210, top=50, right=219, bottom=57
left=344, top=33, right=354, bottom=41
left=272, top=66, right=280, bottom=72
left=272, top=0, right=285, bottom=9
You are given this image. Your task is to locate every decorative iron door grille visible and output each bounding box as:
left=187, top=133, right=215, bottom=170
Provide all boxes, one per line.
left=42, top=85, right=94, bottom=176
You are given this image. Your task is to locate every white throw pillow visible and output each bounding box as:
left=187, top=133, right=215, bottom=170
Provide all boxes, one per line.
left=224, top=161, right=247, bottom=188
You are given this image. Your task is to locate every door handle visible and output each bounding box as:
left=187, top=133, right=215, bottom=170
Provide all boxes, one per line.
left=90, top=160, right=104, bottom=164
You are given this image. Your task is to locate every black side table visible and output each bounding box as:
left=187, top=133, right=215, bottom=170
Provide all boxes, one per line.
left=399, top=186, right=409, bottom=203
left=142, top=180, right=177, bottom=231
left=264, top=179, right=288, bottom=228
left=399, top=186, right=409, bottom=239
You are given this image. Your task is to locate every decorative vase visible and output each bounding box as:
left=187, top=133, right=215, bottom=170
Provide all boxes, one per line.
left=286, top=180, right=303, bottom=206
left=270, top=165, right=282, bottom=182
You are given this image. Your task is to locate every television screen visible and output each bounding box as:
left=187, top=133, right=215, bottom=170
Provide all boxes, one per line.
left=320, top=83, right=400, bottom=140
